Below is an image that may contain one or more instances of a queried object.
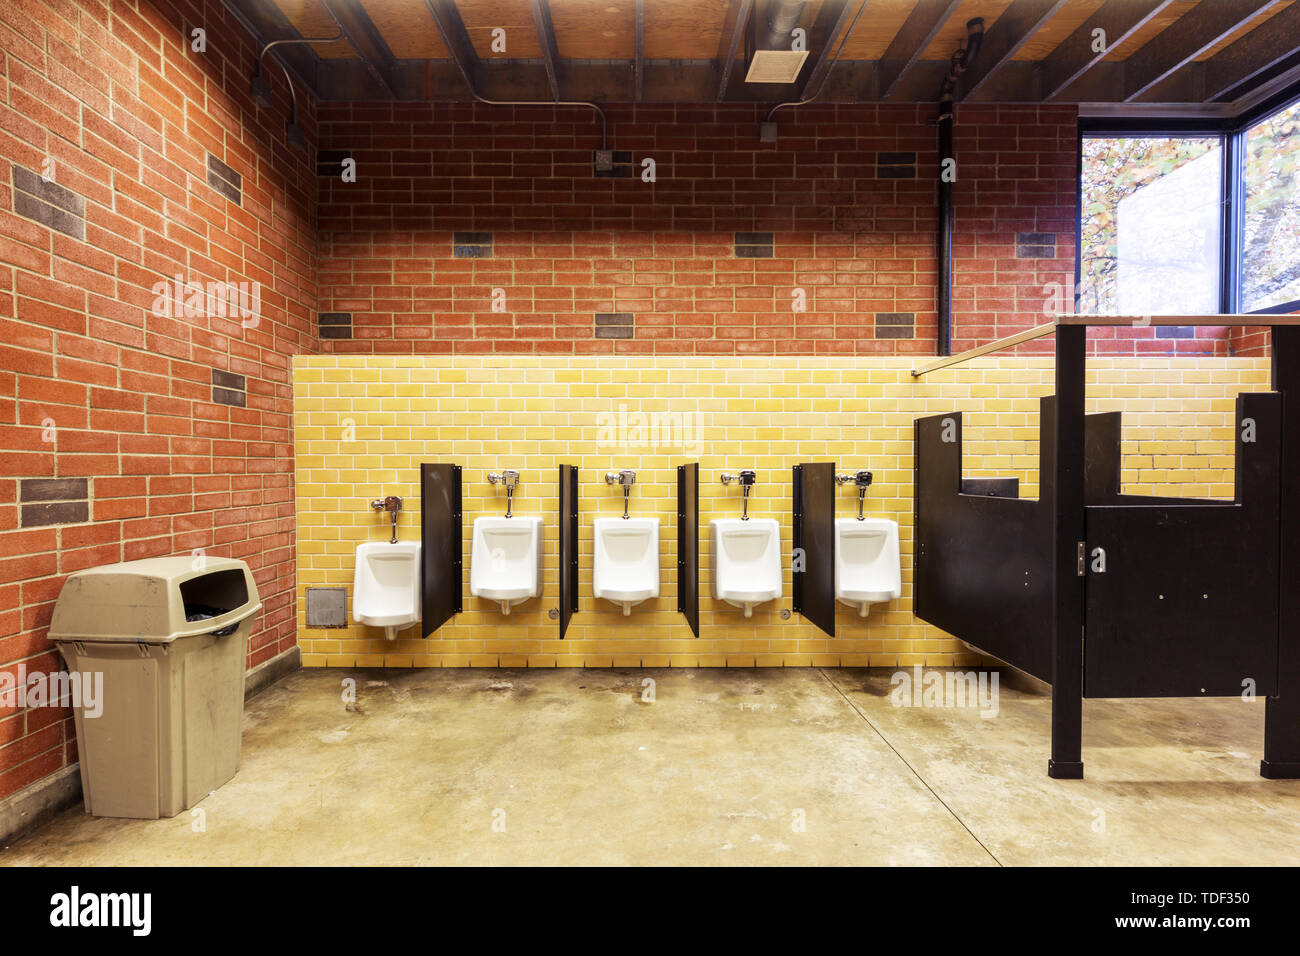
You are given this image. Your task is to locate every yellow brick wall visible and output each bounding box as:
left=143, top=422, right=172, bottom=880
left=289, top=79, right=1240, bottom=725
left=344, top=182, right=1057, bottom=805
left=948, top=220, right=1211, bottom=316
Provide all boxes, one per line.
left=293, top=355, right=1270, bottom=668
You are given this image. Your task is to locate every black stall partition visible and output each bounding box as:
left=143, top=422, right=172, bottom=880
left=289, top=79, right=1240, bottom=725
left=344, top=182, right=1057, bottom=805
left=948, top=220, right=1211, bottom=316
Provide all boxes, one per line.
left=677, top=462, right=699, bottom=637
left=912, top=315, right=1300, bottom=779
left=792, top=462, right=836, bottom=638
left=420, top=462, right=462, bottom=637
left=558, top=464, right=579, bottom=639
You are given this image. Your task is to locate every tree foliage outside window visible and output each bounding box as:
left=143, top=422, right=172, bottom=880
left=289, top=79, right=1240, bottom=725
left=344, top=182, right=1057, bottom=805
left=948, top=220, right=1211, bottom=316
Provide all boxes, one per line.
left=1243, top=100, right=1300, bottom=311
left=1079, top=136, right=1218, bottom=315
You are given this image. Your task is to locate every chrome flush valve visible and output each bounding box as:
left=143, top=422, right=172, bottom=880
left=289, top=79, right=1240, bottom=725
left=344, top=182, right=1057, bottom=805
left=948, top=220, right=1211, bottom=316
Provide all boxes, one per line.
left=721, top=469, right=758, bottom=520
left=369, top=495, right=403, bottom=543
left=835, top=470, right=873, bottom=520
left=605, top=469, right=637, bottom=519
left=487, top=469, right=520, bottom=518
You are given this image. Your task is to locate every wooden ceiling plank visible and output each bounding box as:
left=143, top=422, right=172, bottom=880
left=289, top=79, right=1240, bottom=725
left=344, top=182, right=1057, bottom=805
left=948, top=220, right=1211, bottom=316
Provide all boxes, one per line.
left=1122, top=0, right=1282, bottom=101
left=800, top=0, right=859, bottom=98
left=1039, top=0, right=1174, bottom=100
left=878, top=0, right=963, bottom=98
left=530, top=0, right=561, bottom=100
left=320, top=0, right=398, bottom=96
left=424, top=0, right=482, bottom=93
left=1202, top=1, right=1300, bottom=101
left=959, top=0, right=1072, bottom=99
left=716, top=0, right=756, bottom=101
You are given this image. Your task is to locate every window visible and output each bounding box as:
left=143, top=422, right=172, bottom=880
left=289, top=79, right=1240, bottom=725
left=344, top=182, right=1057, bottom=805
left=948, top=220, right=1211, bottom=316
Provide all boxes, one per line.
left=1079, top=91, right=1300, bottom=322
left=1080, top=136, right=1222, bottom=315
left=1242, top=100, right=1300, bottom=312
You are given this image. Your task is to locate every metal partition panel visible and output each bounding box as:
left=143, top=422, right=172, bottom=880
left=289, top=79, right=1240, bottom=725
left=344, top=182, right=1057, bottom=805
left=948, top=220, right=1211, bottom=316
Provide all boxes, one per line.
left=1084, top=391, right=1282, bottom=698
left=913, top=404, right=1056, bottom=683
left=420, top=463, right=462, bottom=637
left=792, top=462, right=835, bottom=637
left=558, top=464, right=578, bottom=638
left=677, top=462, right=699, bottom=637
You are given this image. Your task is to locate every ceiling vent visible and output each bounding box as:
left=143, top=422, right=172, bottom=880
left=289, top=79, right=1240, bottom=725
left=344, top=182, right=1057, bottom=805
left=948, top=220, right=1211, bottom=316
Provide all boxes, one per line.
left=744, top=0, right=809, bottom=84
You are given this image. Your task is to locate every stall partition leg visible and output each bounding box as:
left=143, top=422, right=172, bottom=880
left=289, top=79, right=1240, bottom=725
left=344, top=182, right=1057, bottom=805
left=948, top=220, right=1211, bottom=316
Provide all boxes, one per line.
left=1049, top=324, right=1086, bottom=779
left=1264, top=325, right=1300, bottom=778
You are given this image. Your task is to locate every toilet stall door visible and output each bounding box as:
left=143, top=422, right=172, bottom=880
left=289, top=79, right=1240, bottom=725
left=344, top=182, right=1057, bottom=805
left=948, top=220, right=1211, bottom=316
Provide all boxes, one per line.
left=420, top=463, right=463, bottom=637
left=793, top=462, right=836, bottom=638
left=558, top=464, right=579, bottom=639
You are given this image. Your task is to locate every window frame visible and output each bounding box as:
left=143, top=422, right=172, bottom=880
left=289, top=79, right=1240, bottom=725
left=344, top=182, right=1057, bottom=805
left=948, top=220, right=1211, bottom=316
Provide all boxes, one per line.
left=1078, top=84, right=1300, bottom=319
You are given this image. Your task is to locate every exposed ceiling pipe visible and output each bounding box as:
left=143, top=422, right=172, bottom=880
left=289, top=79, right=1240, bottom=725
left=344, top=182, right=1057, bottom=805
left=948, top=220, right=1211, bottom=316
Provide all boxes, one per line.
left=424, top=0, right=607, bottom=149
left=759, top=0, right=868, bottom=137
left=757, top=0, right=807, bottom=50
left=250, top=31, right=345, bottom=150
left=935, top=18, right=984, bottom=357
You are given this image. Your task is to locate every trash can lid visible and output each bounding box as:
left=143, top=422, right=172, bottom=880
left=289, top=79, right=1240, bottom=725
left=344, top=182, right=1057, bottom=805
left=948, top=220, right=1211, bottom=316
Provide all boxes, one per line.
left=48, top=555, right=262, bottom=644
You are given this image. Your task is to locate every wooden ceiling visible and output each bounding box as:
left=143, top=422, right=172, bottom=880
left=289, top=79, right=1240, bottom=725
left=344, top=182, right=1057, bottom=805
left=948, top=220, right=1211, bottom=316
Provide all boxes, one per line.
left=223, top=0, right=1300, bottom=108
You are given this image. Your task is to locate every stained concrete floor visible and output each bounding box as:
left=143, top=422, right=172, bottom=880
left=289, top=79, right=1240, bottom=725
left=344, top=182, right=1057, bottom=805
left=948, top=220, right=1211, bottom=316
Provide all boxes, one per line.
left=3, top=667, right=1299, bottom=866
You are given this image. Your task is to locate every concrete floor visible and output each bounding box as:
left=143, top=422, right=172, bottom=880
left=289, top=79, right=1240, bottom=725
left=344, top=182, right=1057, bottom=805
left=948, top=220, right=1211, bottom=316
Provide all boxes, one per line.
left=4, top=667, right=1299, bottom=866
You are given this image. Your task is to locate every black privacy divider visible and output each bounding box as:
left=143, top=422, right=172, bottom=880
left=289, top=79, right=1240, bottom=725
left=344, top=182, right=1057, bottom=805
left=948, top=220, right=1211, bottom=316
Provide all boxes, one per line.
left=792, top=462, right=836, bottom=638
left=420, top=463, right=462, bottom=636
left=676, top=462, right=699, bottom=637
left=559, top=464, right=579, bottom=638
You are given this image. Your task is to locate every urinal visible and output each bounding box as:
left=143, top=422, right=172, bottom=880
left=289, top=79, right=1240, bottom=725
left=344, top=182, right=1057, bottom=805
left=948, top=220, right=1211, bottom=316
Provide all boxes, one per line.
left=710, top=518, right=782, bottom=617
left=469, top=516, right=543, bottom=614
left=353, top=541, right=421, bottom=640
left=834, top=517, right=901, bottom=618
left=593, top=517, right=660, bottom=615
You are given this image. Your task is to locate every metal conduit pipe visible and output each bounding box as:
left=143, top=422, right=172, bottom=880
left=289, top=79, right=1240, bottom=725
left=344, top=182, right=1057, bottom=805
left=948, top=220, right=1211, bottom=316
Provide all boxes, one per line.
left=425, top=2, right=607, bottom=149
left=936, top=18, right=984, bottom=357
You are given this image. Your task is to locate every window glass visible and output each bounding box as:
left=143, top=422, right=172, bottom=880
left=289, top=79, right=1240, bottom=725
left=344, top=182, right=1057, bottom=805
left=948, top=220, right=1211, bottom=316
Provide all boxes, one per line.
left=1242, top=100, right=1300, bottom=312
left=1080, top=137, right=1222, bottom=315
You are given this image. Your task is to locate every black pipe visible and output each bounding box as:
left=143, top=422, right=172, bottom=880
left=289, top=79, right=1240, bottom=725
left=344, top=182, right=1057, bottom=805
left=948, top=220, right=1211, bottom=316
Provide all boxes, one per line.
left=935, top=19, right=984, bottom=357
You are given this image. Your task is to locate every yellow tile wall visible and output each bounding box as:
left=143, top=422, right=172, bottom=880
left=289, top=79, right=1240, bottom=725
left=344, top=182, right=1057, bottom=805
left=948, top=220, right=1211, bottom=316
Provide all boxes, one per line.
left=293, top=355, right=1270, bottom=668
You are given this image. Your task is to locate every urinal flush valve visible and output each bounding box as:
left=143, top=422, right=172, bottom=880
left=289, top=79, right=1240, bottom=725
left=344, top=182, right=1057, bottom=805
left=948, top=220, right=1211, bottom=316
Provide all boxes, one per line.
left=605, top=469, right=637, bottom=519
left=487, top=469, right=521, bottom=518
left=835, top=470, right=873, bottom=520
left=369, top=495, right=403, bottom=543
left=720, top=469, right=757, bottom=520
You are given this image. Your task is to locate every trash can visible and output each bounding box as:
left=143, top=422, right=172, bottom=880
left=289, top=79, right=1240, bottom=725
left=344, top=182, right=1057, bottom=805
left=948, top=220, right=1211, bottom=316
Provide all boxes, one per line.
left=48, top=555, right=262, bottom=819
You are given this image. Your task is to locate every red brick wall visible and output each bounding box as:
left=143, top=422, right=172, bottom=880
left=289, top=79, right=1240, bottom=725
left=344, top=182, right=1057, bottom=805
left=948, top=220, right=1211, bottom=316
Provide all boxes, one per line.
left=0, top=0, right=317, bottom=801
left=317, top=102, right=944, bottom=355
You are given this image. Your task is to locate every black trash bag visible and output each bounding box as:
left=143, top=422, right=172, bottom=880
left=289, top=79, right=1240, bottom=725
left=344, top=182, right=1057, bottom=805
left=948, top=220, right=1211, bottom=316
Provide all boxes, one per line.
left=185, top=604, right=238, bottom=637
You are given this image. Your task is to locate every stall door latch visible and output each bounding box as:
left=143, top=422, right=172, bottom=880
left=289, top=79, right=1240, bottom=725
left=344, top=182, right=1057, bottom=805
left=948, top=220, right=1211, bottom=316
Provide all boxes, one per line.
left=1076, top=541, right=1086, bottom=576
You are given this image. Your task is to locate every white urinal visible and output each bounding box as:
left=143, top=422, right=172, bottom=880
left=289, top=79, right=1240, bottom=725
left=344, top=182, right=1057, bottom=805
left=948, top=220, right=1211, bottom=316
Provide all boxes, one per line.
left=353, top=541, right=421, bottom=640
left=834, top=517, right=901, bottom=618
left=469, top=516, right=543, bottom=614
left=710, top=518, right=782, bottom=618
left=593, top=517, right=659, bottom=615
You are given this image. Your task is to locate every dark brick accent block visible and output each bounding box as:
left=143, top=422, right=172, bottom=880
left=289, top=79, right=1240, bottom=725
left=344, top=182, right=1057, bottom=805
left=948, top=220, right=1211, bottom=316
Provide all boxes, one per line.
left=206, top=153, right=242, bottom=205
left=594, top=313, right=635, bottom=339
left=12, top=164, right=85, bottom=240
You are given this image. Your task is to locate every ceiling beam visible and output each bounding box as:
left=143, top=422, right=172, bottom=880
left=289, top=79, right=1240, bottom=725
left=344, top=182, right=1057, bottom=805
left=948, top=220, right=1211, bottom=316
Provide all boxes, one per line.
left=217, top=0, right=321, bottom=97
left=959, top=0, right=1072, bottom=100
left=716, top=0, right=755, bottom=101
left=1039, top=0, right=1173, bottom=101
left=320, top=0, right=398, bottom=97
left=798, top=0, right=857, bottom=99
left=530, top=0, right=562, bottom=100
left=423, top=0, right=482, bottom=96
left=634, top=0, right=645, bottom=101
left=1201, top=2, right=1300, bottom=102
left=878, top=0, right=962, bottom=100
left=1123, top=0, right=1282, bottom=101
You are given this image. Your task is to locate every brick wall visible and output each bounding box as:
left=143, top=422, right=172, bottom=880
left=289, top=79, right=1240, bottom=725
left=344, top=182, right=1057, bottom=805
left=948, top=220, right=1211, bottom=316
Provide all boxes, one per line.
left=316, top=102, right=943, bottom=356
left=0, top=0, right=317, bottom=801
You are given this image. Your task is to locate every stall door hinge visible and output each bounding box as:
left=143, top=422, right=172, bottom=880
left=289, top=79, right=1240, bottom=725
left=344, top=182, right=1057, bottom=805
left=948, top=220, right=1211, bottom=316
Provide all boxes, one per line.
left=1076, top=541, right=1086, bottom=576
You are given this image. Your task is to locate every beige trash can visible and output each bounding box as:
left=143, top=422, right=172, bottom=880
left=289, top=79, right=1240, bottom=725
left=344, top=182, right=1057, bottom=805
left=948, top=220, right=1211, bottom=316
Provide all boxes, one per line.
left=48, top=556, right=262, bottom=819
